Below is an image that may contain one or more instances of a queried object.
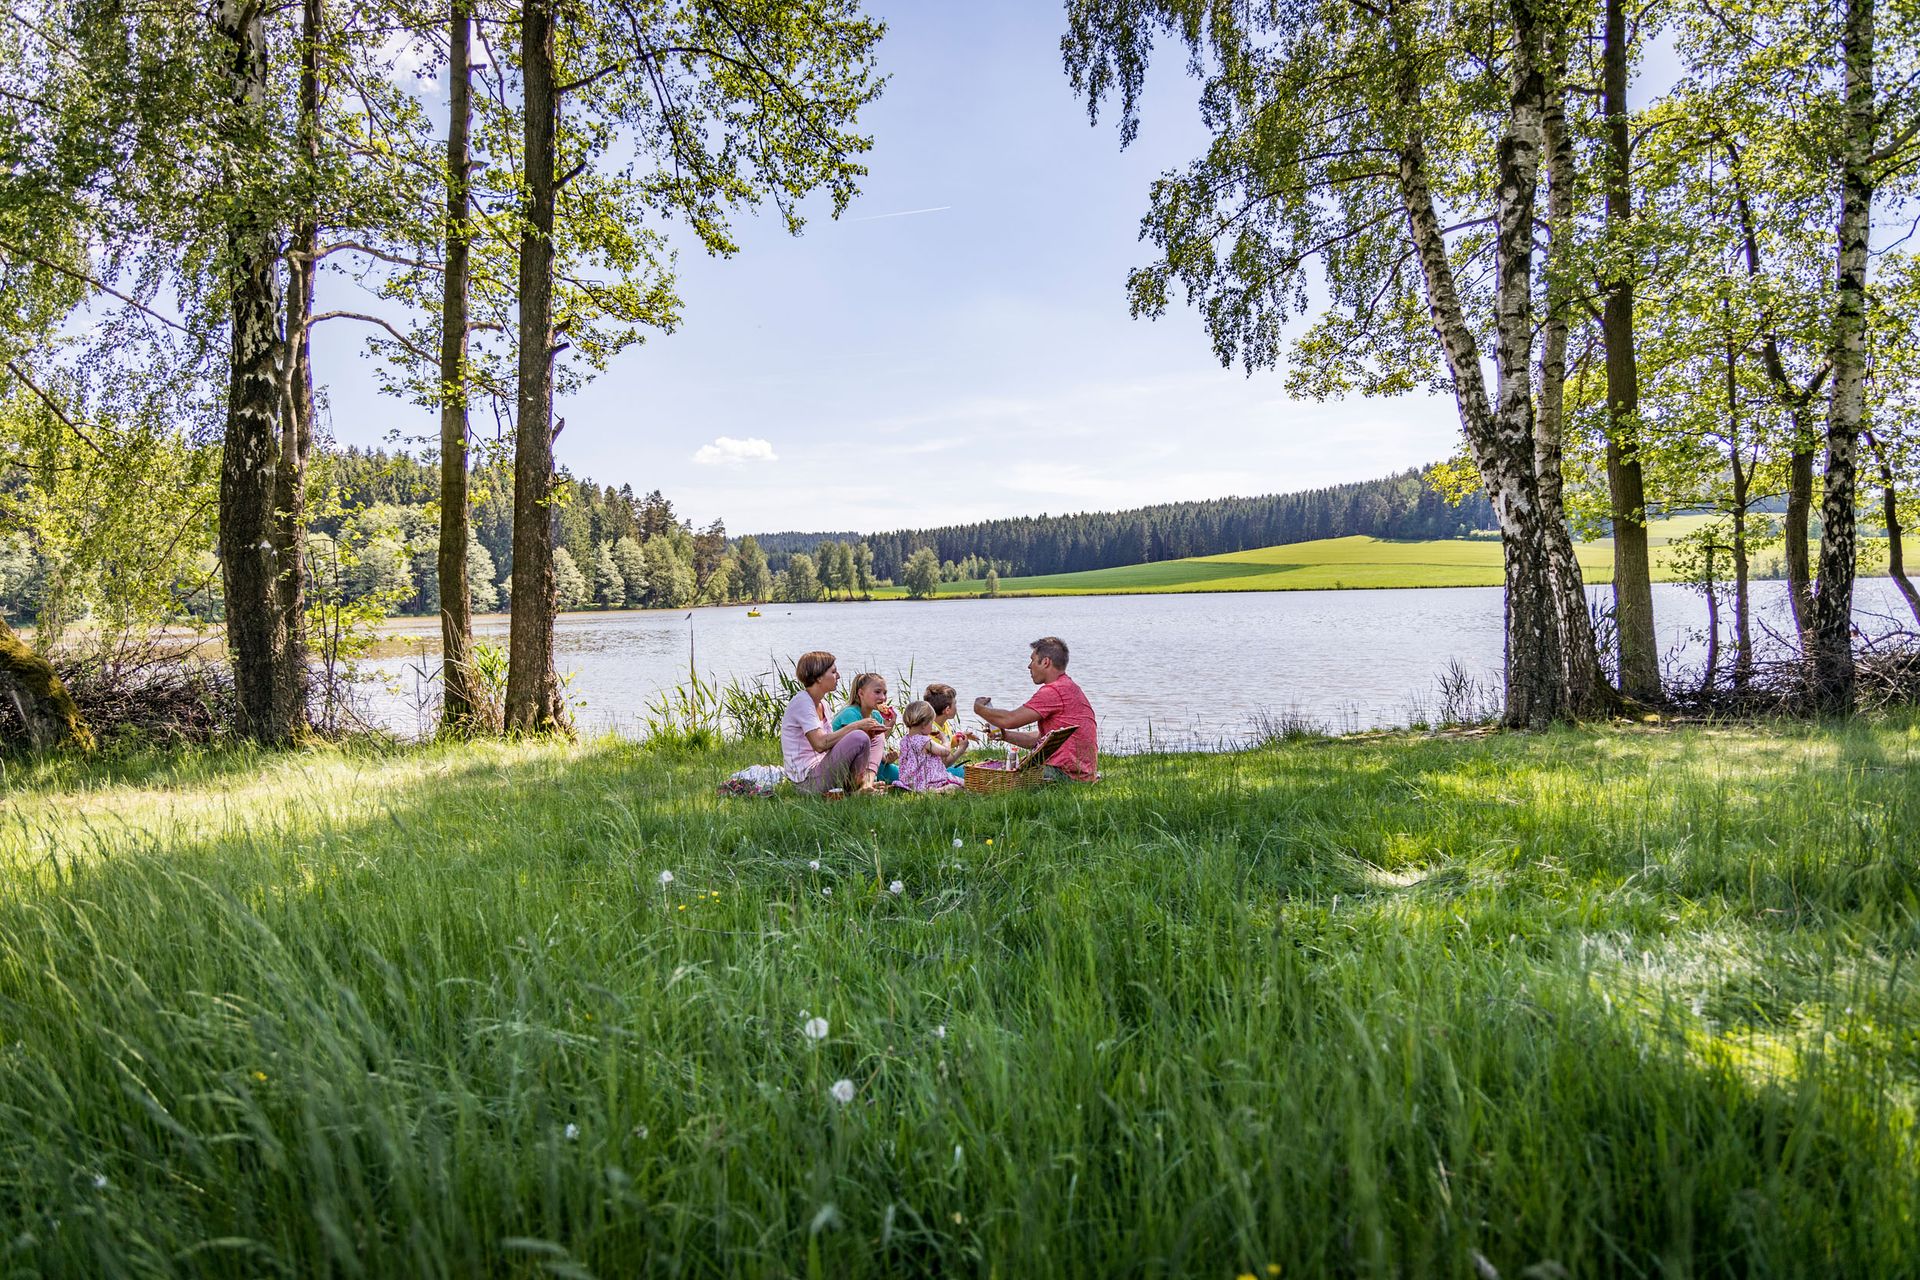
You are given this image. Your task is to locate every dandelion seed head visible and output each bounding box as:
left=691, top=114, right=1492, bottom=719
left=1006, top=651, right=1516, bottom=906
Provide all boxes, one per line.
left=888, top=879, right=904, bottom=895
left=658, top=870, right=674, bottom=885
left=829, top=1078, right=855, bottom=1104
left=821, top=887, right=832, bottom=897
left=803, top=1016, right=830, bottom=1041
left=933, top=1025, right=946, bottom=1039
left=952, top=838, right=963, bottom=848
left=808, top=859, right=821, bottom=870
left=92, top=1174, right=108, bottom=1190
left=563, top=1123, right=580, bottom=1140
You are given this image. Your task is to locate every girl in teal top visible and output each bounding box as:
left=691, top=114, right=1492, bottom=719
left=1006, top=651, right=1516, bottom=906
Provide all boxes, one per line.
left=833, top=672, right=899, bottom=784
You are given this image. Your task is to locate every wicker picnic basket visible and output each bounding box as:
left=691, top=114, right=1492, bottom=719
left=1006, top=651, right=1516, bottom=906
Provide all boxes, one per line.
left=961, top=726, right=1077, bottom=794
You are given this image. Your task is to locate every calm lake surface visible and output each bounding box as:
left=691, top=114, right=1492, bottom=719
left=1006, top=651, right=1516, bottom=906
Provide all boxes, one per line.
left=362, top=579, right=1916, bottom=745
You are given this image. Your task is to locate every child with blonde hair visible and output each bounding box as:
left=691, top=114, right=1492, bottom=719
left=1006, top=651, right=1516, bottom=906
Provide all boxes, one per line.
left=893, top=700, right=963, bottom=792
left=831, top=672, right=899, bottom=784
left=922, top=682, right=973, bottom=780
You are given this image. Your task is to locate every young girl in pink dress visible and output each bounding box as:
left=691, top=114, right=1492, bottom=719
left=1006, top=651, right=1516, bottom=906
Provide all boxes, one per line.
left=893, top=701, right=964, bottom=792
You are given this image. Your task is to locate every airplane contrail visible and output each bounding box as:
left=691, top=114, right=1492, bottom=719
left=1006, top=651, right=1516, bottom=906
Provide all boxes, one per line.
left=850, top=205, right=952, bottom=222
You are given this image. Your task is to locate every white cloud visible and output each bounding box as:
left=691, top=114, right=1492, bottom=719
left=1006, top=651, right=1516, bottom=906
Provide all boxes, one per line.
left=691, top=435, right=779, bottom=466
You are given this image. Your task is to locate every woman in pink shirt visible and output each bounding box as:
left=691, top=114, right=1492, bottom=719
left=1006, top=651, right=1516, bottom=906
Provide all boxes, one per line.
left=972, top=635, right=1098, bottom=781
left=780, top=650, right=888, bottom=795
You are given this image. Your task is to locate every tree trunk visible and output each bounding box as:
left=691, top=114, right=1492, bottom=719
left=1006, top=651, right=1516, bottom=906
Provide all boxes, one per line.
left=1701, top=544, right=1720, bottom=699
left=1396, top=47, right=1608, bottom=728
left=271, top=0, right=319, bottom=737
left=213, top=1, right=298, bottom=745
left=0, top=618, right=93, bottom=751
left=1536, top=74, right=1571, bottom=522
left=1725, top=317, right=1753, bottom=692
left=1602, top=0, right=1659, bottom=702
left=504, top=0, right=571, bottom=734
left=1868, top=434, right=1920, bottom=626
left=1784, top=441, right=1816, bottom=645
left=1732, top=460, right=1753, bottom=692
left=1810, top=0, right=1873, bottom=715
left=438, top=0, right=490, bottom=734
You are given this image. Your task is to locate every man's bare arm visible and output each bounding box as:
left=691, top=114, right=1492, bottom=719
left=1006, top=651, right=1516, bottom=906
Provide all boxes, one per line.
left=973, top=699, right=1040, bottom=731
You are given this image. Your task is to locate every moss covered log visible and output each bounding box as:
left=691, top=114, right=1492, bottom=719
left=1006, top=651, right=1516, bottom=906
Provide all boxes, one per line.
left=0, top=618, right=94, bottom=751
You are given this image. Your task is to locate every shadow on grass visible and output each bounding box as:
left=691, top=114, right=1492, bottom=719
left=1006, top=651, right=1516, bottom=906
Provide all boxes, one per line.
left=1, top=729, right=1916, bottom=1276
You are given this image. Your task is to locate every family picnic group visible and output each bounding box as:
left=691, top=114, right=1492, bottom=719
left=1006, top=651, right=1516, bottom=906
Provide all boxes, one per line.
left=778, top=635, right=1098, bottom=795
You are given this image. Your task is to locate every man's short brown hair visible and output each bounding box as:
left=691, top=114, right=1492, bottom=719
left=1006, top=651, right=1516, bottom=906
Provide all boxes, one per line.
left=923, top=683, right=956, bottom=713
left=1030, top=636, right=1069, bottom=670
left=796, top=650, right=835, bottom=688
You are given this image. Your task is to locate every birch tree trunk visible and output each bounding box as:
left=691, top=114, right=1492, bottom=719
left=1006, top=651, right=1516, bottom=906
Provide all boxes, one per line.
left=1810, top=0, right=1873, bottom=714
left=504, top=0, right=571, bottom=734
left=1602, top=0, right=1659, bottom=701
left=1396, top=24, right=1609, bottom=727
left=1536, top=74, right=1571, bottom=522
left=438, top=0, right=489, bottom=733
left=213, top=0, right=299, bottom=745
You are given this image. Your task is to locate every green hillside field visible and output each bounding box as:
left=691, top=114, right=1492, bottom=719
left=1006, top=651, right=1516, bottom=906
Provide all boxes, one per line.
left=878, top=516, right=1884, bottom=598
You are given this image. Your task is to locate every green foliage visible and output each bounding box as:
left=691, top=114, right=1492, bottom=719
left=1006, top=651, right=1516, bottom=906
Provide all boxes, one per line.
left=4, top=720, right=1920, bottom=1273
left=552, top=547, right=590, bottom=613
left=901, top=546, right=940, bottom=599
left=781, top=551, right=822, bottom=604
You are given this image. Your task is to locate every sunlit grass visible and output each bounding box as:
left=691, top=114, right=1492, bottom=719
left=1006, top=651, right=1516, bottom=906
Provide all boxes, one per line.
left=2, top=718, right=1918, bottom=1276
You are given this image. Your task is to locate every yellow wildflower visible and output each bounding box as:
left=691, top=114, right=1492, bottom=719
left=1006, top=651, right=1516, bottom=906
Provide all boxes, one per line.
left=252, top=1071, right=267, bottom=1083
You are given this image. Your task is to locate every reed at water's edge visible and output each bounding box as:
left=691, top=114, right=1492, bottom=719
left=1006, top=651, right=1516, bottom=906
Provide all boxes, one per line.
left=3, top=718, right=1917, bottom=1277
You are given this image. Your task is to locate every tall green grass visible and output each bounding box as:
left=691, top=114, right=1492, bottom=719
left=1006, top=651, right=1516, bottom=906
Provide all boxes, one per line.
left=2, top=720, right=1918, bottom=1277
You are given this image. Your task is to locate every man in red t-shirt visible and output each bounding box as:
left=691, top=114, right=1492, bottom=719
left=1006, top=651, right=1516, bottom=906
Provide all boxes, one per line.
left=972, top=636, right=1098, bottom=781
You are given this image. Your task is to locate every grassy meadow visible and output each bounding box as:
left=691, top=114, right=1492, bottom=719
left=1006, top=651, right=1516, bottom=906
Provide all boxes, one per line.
left=880, top=516, right=1888, bottom=598
left=3, top=720, right=1919, bottom=1276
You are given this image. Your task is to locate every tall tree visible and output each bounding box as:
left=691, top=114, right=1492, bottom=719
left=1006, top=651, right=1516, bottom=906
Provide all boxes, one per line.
left=505, top=0, right=568, bottom=732
left=502, top=0, right=883, bottom=731
left=213, top=2, right=308, bottom=743
left=1065, top=0, right=1612, bottom=725
left=1809, top=0, right=1876, bottom=713
left=1598, top=0, right=1659, bottom=700
left=438, top=0, right=489, bottom=732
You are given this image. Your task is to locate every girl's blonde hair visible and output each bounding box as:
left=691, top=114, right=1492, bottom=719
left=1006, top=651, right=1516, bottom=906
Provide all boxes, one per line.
left=847, top=672, right=886, bottom=707
left=901, top=699, right=934, bottom=729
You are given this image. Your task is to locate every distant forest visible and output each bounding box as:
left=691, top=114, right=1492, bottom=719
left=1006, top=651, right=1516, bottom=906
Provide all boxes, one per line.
left=752, top=468, right=1496, bottom=579
left=1, top=456, right=1495, bottom=624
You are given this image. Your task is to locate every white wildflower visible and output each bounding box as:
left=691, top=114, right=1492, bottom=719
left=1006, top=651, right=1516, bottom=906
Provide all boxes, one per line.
left=631, top=1124, right=648, bottom=1139
left=933, top=1025, right=946, bottom=1039
left=821, top=887, right=832, bottom=897
left=658, top=870, right=674, bottom=886
left=952, top=837, right=963, bottom=848
left=563, top=1123, right=580, bottom=1140
left=829, top=1078, right=855, bottom=1104
left=888, top=879, right=904, bottom=895
left=808, top=859, right=821, bottom=870
left=91, top=1174, right=109, bottom=1190
left=803, top=1017, right=830, bottom=1041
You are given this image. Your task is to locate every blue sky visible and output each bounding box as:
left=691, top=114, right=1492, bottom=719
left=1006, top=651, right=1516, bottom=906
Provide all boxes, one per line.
left=312, top=1, right=1464, bottom=535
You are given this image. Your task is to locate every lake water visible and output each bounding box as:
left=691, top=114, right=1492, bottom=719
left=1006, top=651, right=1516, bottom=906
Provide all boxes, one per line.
left=361, top=579, right=1917, bottom=745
